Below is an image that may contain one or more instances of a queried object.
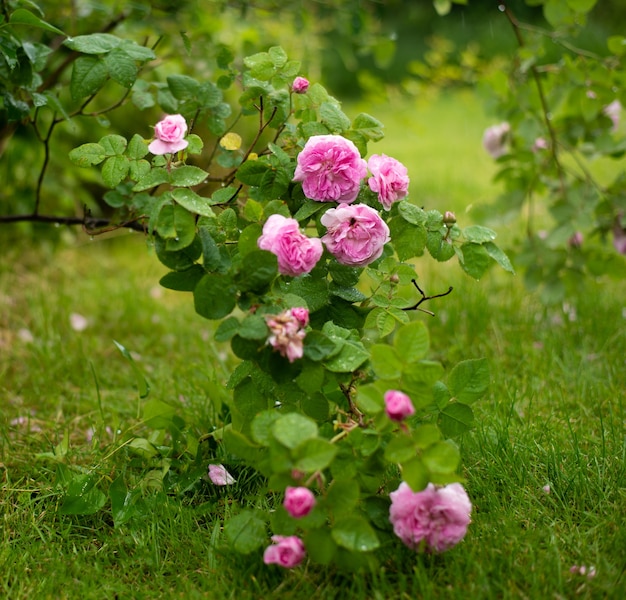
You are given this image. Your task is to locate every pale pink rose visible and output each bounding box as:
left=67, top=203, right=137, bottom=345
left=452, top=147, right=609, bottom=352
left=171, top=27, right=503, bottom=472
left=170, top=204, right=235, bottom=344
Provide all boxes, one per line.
left=148, top=114, right=189, bottom=155
left=367, top=154, right=410, bottom=210
left=293, top=135, right=367, bottom=203
left=265, top=308, right=308, bottom=363
left=263, top=535, right=306, bottom=568
left=603, top=99, right=621, bottom=132
left=284, top=486, right=316, bottom=518
left=384, top=390, right=415, bottom=421
left=482, top=122, right=510, bottom=158
left=321, top=203, right=390, bottom=267
left=389, top=482, right=472, bottom=553
left=258, top=214, right=323, bottom=277
left=292, top=76, right=310, bottom=94
left=208, top=464, right=236, bottom=485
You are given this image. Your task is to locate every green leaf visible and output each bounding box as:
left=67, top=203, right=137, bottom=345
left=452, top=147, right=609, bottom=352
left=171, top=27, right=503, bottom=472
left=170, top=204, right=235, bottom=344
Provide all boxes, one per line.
left=251, top=411, right=282, bottom=446
left=194, top=274, right=237, bottom=319
left=104, top=48, right=137, bottom=88
left=421, top=441, right=460, bottom=474
left=159, top=264, right=205, bottom=292
left=483, top=241, right=515, bottom=274
left=384, top=435, right=418, bottom=463
left=214, top=316, right=240, bottom=342
left=463, top=225, right=497, bottom=244
left=238, top=251, right=278, bottom=292
left=272, top=413, right=318, bottom=449
left=10, top=9, right=65, bottom=35
left=60, top=474, right=107, bottom=515
left=394, top=321, right=429, bottom=363
left=132, top=167, right=170, bottom=192
left=69, top=143, right=106, bottom=167
left=170, top=165, right=209, bottom=187
left=433, top=0, right=452, bottom=16
left=351, top=113, right=384, bottom=141
left=331, top=517, right=380, bottom=552
left=167, top=74, right=199, bottom=100
left=258, top=167, right=291, bottom=201
left=236, top=160, right=270, bottom=185
left=319, top=102, right=351, bottom=133
left=126, top=134, right=149, bottom=160
left=303, top=331, right=339, bottom=361
left=172, top=188, right=215, bottom=217
left=224, top=511, right=266, bottom=554
left=566, top=0, right=598, bottom=12
left=142, top=399, right=177, bottom=429
left=458, top=242, right=491, bottom=280
left=210, top=186, right=239, bottom=205
left=448, top=358, right=490, bottom=404
left=304, top=529, right=337, bottom=565
left=113, top=340, right=150, bottom=398
left=369, top=344, right=402, bottom=380
left=438, top=403, right=475, bottom=438
left=100, top=134, right=128, bottom=156
left=243, top=51, right=275, bottom=80
left=109, top=476, right=143, bottom=527
left=238, top=314, right=268, bottom=340
left=327, top=479, right=360, bottom=516
left=71, top=55, right=108, bottom=100
left=608, top=36, right=626, bottom=56
left=293, top=438, right=338, bottom=471
left=426, top=231, right=456, bottom=262
left=401, top=457, right=429, bottom=492
left=324, top=339, right=369, bottom=373
left=64, top=33, right=121, bottom=54
left=101, top=156, right=129, bottom=188
left=157, top=203, right=196, bottom=250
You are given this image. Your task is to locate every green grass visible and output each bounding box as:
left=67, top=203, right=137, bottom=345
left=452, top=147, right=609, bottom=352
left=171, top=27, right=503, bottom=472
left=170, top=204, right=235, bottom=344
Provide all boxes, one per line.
left=2, top=92, right=626, bottom=599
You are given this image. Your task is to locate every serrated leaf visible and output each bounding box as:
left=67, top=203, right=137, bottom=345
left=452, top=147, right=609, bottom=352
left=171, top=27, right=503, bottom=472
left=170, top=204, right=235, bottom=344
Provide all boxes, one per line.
left=64, top=33, right=121, bottom=54
left=331, top=517, right=379, bottom=552
left=319, top=102, right=351, bottom=133
left=293, top=438, right=338, bottom=472
left=194, top=274, right=236, bottom=319
left=224, top=511, right=266, bottom=554
left=448, top=358, right=490, bottom=404
left=69, top=143, right=106, bottom=167
left=370, top=344, right=402, bottom=380
left=60, top=474, right=107, bottom=515
left=71, top=55, right=108, bottom=99
left=463, top=225, right=497, bottom=243
left=483, top=241, right=515, bottom=274
left=101, top=155, right=129, bottom=188
left=170, top=165, right=208, bottom=187
left=438, top=403, right=475, bottom=438
left=10, top=9, right=65, bottom=35
left=458, top=242, right=491, bottom=280
left=394, top=321, right=430, bottom=363
left=132, top=167, right=170, bottom=192
left=172, top=188, right=215, bottom=217
left=421, top=441, right=460, bottom=474
left=272, top=413, right=318, bottom=449
left=104, top=48, right=137, bottom=88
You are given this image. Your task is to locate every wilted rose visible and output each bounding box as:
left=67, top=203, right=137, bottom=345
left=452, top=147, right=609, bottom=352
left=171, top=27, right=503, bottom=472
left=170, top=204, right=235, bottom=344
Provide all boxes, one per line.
left=293, top=134, right=367, bottom=203
left=265, top=308, right=309, bottom=363
left=148, top=114, right=189, bottom=155
left=207, top=464, right=236, bottom=486
left=321, top=203, right=390, bottom=267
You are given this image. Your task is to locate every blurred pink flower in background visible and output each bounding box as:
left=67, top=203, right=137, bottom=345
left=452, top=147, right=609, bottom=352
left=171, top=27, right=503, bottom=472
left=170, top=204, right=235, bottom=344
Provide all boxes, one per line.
left=321, top=203, right=390, bottom=267
left=389, top=482, right=472, bottom=552
left=148, top=114, right=189, bottom=155
left=293, top=134, right=367, bottom=203
left=257, top=214, right=323, bottom=276
left=603, top=99, right=621, bottom=132
left=384, top=390, right=415, bottom=421
left=283, top=486, right=316, bottom=518
left=263, top=535, right=306, bottom=568
left=483, top=122, right=510, bottom=158
left=532, top=137, right=549, bottom=152
left=292, top=76, right=310, bottom=94
left=208, top=464, right=236, bottom=486
left=265, top=307, right=309, bottom=363
left=367, top=154, right=410, bottom=210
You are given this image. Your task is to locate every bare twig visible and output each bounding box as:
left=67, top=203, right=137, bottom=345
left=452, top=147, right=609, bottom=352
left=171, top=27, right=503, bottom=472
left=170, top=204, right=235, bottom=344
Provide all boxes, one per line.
left=402, top=279, right=453, bottom=316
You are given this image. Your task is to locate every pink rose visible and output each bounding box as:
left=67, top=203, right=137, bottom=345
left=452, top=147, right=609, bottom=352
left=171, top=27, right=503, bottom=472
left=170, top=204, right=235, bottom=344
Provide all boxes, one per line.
left=532, top=137, right=549, bottom=152
left=284, top=486, right=316, bottom=518
left=384, top=390, right=415, bottom=421
left=482, top=122, right=510, bottom=159
left=148, top=114, right=189, bottom=155
left=263, top=535, right=306, bottom=568
left=389, top=482, right=472, bottom=553
left=292, top=76, right=310, bottom=94
left=293, top=135, right=367, bottom=203
left=257, top=214, right=323, bottom=277
left=208, top=464, right=236, bottom=486
left=265, top=308, right=308, bottom=363
left=320, top=203, right=390, bottom=267
left=367, top=154, right=410, bottom=210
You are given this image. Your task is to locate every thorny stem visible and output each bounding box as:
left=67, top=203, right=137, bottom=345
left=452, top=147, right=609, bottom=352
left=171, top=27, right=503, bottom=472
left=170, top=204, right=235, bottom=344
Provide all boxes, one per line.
left=402, top=279, right=453, bottom=316
left=339, top=379, right=366, bottom=427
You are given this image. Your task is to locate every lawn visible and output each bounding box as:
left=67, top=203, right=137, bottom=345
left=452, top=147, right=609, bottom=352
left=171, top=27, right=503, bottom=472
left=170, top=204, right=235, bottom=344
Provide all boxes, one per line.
left=1, top=91, right=625, bottom=599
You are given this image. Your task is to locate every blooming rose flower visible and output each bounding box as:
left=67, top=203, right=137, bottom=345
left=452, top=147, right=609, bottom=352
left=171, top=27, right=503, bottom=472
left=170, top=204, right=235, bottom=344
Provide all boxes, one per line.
left=384, top=390, right=415, bottom=421
left=148, top=114, right=189, bottom=155
left=482, top=122, right=510, bottom=159
left=263, top=535, right=306, bottom=568
left=292, top=76, right=310, bottom=94
left=284, top=486, right=316, bottom=518
left=367, top=154, right=410, bottom=210
left=265, top=307, right=309, bottom=362
left=208, top=464, right=236, bottom=486
left=257, top=214, right=323, bottom=277
left=603, top=99, right=621, bottom=132
left=389, top=482, right=472, bottom=553
left=293, top=135, right=367, bottom=203
left=321, top=203, right=390, bottom=267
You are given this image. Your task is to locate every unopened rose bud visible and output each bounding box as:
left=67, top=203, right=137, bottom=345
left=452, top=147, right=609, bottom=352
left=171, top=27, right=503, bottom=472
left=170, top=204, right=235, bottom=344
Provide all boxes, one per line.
left=390, top=274, right=400, bottom=284
left=292, top=76, right=310, bottom=94
left=443, top=211, right=456, bottom=225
